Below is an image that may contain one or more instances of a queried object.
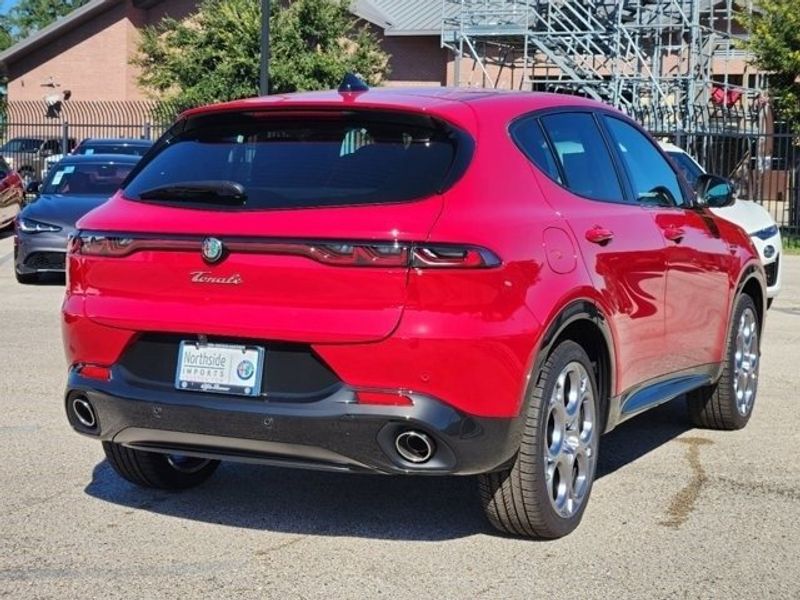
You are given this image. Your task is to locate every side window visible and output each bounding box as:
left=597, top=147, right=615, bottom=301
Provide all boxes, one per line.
left=510, top=117, right=562, bottom=183
left=604, top=117, right=686, bottom=207
left=540, top=113, right=624, bottom=202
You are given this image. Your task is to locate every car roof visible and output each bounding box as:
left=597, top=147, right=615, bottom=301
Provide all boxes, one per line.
left=181, top=87, right=618, bottom=134
left=80, top=138, right=153, bottom=145
left=54, top=153, right=142, bottom=165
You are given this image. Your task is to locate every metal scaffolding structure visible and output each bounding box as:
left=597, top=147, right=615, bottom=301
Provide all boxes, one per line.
left=441, top=1, right=765, bottom=133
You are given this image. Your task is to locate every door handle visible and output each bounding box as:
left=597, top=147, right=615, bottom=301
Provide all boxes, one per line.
left=585, top=226, right=614, bottom=245
left=663, top=226, right=685, bottom=242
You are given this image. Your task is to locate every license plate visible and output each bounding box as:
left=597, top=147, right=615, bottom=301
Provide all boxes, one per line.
left=175, top=342, right=264, bottom=397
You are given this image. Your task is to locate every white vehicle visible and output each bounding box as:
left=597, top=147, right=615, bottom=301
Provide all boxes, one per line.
left=660, top=142, right=782, bottom=306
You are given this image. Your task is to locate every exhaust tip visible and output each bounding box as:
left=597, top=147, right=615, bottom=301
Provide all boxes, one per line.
left=395, top=430, right=435, bottom=464
left=72, top=396, right=97, bottom=429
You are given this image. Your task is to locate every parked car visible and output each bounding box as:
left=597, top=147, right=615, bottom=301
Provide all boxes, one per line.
left=660, top=142, right=782, bottom=306
left=0, top=137, right=76, bottom=183
left=14, top=154, right=139, bottom=283
left=0, top=156, right=25, bottom=229
left=62, top=84, right=766, bottom=539
left=41, top=138, right=154, bottom=180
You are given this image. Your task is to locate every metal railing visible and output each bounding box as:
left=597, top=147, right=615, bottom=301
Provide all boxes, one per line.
left=0, top=100, right=183, bottom=179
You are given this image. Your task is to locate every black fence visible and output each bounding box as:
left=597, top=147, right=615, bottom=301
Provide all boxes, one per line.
left=0, top=100, right=181, bottom=180
left=654, top=129, right=800, bottom=236
left=1, top=98, right=797, bottom=235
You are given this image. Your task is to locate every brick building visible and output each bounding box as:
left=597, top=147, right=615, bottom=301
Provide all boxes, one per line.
left=0, top=0, right=451, bottom=103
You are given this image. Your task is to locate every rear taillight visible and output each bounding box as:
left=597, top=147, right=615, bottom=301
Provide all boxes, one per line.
left=411, top=245, right=499, bottom=268
left=70, top=234, right=135, bottom=257
left=71, top=232, right=500, bottom=269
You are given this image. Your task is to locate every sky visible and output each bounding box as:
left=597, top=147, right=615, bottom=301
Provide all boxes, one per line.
left=0, top=1, right=19, bottom=16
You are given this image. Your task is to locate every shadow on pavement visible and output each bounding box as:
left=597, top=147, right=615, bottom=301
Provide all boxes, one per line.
left=85, top=399, right=691, bottom=541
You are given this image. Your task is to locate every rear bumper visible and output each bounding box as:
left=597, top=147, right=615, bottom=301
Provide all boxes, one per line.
left=65, top=369, right=524, bottom=475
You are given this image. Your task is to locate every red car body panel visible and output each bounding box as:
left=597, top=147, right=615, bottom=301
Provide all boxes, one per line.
left=63, top=88, right=763, bottom=431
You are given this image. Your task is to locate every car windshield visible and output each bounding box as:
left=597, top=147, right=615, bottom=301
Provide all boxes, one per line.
left=667, top=151, right=704, bottom=187
left=123, top=111, right=460, bottom=209
left=1, top=138, right=42, bottom=153
left=77, top=142, right=151, bottom=156
left=42, top=162, right=135, bottom=196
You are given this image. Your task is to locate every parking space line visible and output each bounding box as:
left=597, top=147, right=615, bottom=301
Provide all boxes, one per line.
left=0, top=252, right=12, bottom=266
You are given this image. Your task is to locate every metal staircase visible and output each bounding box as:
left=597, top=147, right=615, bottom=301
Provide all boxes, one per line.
left=441, top=0, right=762, bottom=133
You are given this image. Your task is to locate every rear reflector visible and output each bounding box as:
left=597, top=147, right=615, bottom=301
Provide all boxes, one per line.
left=356, top=390, right=414, bottom=406
left=72, top=232, right=501, bottom=269
left=77, top=364, right=112, bottom=381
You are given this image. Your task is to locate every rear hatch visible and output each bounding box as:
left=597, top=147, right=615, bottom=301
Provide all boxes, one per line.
left=73, top=108, right=471, bottom=343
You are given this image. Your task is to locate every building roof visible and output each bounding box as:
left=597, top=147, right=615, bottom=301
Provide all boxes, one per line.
left=354, top=0, right=457, bottom=36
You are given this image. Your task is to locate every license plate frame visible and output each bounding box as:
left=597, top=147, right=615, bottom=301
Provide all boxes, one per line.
left=175, top=341, right=264, bottom=397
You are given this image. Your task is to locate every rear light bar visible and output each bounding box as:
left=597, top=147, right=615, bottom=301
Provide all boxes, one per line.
left=70, top=233, right=501, bottom=269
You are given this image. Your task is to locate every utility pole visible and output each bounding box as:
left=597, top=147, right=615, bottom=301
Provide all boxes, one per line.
left=260, top=0, right=270, bottom=95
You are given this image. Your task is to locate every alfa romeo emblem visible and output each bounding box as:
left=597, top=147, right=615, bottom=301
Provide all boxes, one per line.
left=201, top=237, right=224, bottom=263
left=237, top=360, right=255, bottom=380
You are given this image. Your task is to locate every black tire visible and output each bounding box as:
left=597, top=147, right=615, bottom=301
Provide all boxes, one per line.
left=15, top=270, right=39, bottom=284
left=687, top=294, right=760, bottom=430
left=103, top=442, right=220, bottom=490
left=478, top=340, right=600, bottom=539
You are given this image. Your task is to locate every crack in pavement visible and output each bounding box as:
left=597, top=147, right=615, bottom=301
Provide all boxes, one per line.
left=660, top=436, right=713, bottom=529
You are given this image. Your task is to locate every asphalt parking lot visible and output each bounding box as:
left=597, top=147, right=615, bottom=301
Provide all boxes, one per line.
left=1, top=230, right=798, bottom=599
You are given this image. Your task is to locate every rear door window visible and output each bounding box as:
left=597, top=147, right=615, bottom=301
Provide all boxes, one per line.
left=539, top=113, right=625, bottom=203
left=123, top=111, right=464, bottom=209
left=603, top=116, right=687, bottom=207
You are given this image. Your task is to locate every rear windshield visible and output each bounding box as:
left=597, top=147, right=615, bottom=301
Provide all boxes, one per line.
left=43, top=162, right=135, bottom=196
left=123, top=111, right=463, bottom=209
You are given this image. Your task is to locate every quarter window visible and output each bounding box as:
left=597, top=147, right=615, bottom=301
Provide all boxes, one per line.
left=511, top=117, right=561, bottom=183
left=540, top=113, right=624, bottom=203
left=604, top=117, right=686, bottom=207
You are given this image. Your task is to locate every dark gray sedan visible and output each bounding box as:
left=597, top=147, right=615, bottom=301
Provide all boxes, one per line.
left=14, top=154, right=140, bottom=283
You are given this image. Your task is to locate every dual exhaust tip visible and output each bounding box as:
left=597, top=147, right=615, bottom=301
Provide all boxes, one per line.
left=394, top=430, right=435, bottom=464
left=71, top=396, right=97, bottom=430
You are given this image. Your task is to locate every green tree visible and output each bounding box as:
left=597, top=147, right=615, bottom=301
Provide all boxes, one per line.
left=134, top=0, right=389, bottom=111
left=7, top=0, right=89, bottom=40
left=742, top=0, right=800, bottom=129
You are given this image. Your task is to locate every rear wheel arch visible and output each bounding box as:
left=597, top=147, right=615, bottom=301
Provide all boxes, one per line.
left=532, top=300, right=615, bottom=432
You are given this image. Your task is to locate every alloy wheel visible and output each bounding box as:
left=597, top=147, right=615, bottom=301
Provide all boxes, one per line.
left=733, top=307, right=759, bottom=416
left=544, top=361, right=597, bottom=518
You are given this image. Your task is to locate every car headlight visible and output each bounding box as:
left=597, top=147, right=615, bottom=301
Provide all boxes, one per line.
left=751, top=225, right=778, bottom=240
left=17, top=218, right=62, bottom=233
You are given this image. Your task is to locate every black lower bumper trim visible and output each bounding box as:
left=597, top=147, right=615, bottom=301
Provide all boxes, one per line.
left=65, top=371, right=523, bottom=475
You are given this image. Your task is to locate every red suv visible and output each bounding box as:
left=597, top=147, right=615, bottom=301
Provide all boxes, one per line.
left=62, top=85, right=765, bottom=538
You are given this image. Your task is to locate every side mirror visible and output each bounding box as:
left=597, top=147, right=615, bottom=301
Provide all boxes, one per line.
left=696, top=174, right=735, bottom=208
left=26, top=180, right=41, bottom=195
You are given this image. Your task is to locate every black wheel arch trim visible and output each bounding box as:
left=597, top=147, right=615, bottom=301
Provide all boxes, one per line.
left=528, top=299, right=616, bottom=432
left=711, top=262, right=766, bottom=384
